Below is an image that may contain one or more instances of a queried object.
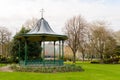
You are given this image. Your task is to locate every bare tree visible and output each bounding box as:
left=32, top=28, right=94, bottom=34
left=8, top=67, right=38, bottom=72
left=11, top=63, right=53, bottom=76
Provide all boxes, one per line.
left=84, top=30, right=97, bottom=61
left=0, top=27, right=12, bottom=57
left=64, top=15, right=88, bottom=63
left=90, top=21, right=116, bottom=61
left=114, top=31, right=120, bottom=45
left=23, top=18, right=38, bottom=29
left=104, top=36, right=116, bottom=58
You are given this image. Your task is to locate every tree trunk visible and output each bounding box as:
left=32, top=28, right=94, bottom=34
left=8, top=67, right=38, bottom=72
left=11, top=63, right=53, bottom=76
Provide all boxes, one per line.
left=99, top=53, right=104, bottom=63
left=100, top=53, right=103, bottom=60
left=90, top=55, right=93, bottom=61
left=81, top=49, right=85, bottom=61
left=73, top=53, right=76, bottom=63
left=82, top=53, right=85, bottom=61
left=1, top=44, right=3, bottom=56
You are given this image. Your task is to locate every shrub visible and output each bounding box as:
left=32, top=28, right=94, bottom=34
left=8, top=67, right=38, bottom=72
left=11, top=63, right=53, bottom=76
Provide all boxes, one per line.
left=91, top=60, right=100, bottom=64
left=91, top=58, right=120, bottom=64
left=103, top=58, right=120, bottom=64
left=0, top=57, right=7, bottom=63
left=11, top=64, right=84, bottom=73
left=0, top=57, right=18, bottom=64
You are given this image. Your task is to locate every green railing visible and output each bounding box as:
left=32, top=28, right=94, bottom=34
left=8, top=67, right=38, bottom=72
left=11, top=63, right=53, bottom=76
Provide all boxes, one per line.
left=20, top=60, right=63, bottom=66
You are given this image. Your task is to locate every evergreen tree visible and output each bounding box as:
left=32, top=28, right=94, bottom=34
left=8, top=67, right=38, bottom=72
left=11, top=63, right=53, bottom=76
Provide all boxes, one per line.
left=10, top=27, right=42, bottom=62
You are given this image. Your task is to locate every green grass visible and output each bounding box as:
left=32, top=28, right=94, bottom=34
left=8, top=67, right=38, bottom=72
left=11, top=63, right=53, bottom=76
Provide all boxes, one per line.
left=0, top=62, right=120, bottom=80
left=0, top=63, right=7, bottom=67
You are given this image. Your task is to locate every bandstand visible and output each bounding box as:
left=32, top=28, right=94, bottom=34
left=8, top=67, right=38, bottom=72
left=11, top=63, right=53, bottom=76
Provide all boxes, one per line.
left=16, top=15, right=68, bottom=66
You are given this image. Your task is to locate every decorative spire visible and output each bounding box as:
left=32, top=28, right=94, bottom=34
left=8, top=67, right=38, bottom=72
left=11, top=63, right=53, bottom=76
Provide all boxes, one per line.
left=40, top=9, right=44, bottom=18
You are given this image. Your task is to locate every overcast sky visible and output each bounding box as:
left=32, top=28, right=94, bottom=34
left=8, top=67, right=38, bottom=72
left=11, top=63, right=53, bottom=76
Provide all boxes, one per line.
left=0, top=0, right=120, bottom=36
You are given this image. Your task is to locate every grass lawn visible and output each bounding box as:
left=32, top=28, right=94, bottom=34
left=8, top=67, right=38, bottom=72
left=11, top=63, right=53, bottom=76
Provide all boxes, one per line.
left=0, top=62, right=120, bottom=80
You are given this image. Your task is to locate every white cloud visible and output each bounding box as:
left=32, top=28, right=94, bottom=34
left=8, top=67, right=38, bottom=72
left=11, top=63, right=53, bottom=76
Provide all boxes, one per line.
left=0, top=0, right=120, bottom=36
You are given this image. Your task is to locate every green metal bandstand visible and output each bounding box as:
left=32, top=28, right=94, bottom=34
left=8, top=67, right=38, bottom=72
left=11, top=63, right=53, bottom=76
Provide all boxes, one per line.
left=16, top=17, right=68, bottom=66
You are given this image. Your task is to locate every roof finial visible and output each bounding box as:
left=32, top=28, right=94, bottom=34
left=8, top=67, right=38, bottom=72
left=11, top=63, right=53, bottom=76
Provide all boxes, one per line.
left=40, top=9, right=44, bottom=18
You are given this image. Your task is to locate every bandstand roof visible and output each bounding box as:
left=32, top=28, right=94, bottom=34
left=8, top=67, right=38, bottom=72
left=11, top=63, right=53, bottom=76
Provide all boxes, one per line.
left=16, top=18, right=68, bottom=41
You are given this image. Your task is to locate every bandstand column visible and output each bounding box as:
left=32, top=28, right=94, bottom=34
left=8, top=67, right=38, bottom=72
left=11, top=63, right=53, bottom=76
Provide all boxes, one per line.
left=54, top=41, right=56, bottom=64
left=39, top=41, right=42, bottom=59
left=62, top=40, right=64, bottom=60
left=59, top=40, right=61, bottom=59
left=43, top=41, right=45, bottom=59
left=24, top=38, right=28, bottom=65
left=18, top=39, right=21, bottom=65
left=42, top=37, right=45, bottom=66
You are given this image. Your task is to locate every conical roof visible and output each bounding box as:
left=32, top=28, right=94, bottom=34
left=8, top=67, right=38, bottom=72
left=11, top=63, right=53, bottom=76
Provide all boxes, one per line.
left=27, top=18, right=55, bottom=34
left=16, top=18, right=68, bottom=41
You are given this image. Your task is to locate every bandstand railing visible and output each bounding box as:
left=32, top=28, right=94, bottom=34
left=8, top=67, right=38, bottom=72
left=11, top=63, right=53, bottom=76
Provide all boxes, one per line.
left=19, top=60, right=63, bottom=67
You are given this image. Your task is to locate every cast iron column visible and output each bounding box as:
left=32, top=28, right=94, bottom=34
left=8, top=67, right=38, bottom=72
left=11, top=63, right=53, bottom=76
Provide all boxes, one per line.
left=59, top=40, right=61, bottom=59
left=18, top=39, right=21, bottom=65
left=24, top=38, right=28, bottom=65
left=62, top=40, right=64, bottom=63
left=42, top=37, right=45, bottom=66
left=54, top=41, right=56, bottom=64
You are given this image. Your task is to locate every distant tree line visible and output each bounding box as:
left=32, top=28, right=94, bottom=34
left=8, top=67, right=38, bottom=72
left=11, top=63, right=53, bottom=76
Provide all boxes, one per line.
left=64, top=15, right=120, bottom=63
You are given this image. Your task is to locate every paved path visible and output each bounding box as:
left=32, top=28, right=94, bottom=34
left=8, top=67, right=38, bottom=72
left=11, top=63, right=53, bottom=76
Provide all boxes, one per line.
left=0, top=65, right=13, bottom=72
